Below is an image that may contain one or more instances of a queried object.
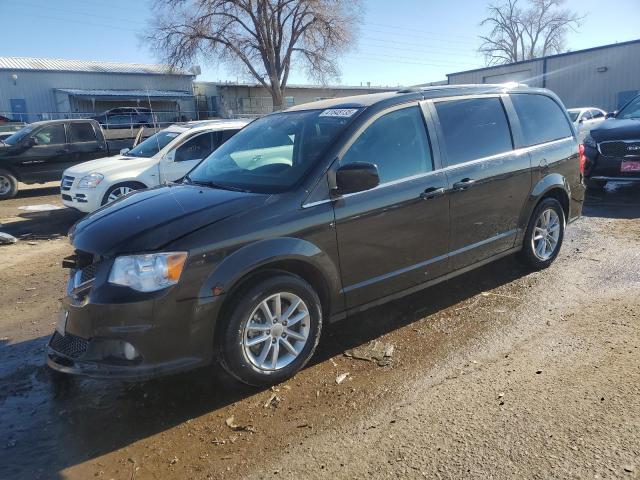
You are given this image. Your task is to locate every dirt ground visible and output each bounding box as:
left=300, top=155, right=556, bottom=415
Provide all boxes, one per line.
left=1, top=182, right=639, bottom=480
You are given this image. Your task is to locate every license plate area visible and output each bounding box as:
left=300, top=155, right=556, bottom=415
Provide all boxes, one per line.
left=621, top=161, right=640, bottom=172
left=56, top=309, right=68, bottom=336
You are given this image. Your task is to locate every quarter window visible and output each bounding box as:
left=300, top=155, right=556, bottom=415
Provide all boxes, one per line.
left=435, top=97, right=513, bottom=166
left=591, top=109, right=604, bottom=119
left=341, top=106, right=433, bottom=184
left=69, top=123, right=96, bottom=142
left=511, top=94, right=573, bottom=146
left=174, top=133, right=213, bottom=162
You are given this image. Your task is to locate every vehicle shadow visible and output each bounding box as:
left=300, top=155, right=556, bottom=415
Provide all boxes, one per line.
left=15, top=186, right=60, bottom=200
left=1, top=207, right=84, bottom=239
left=0, top=255, right=529, bottom=480
left=582, top=181, right=640, bottom=219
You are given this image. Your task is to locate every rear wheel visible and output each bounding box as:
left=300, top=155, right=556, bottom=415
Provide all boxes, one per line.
left=520, top=197, right=565, bottom=270
left=219, top=274, right=323, bottom=386
left=101, top=182, right=144, bottom=206
left=0, top=169, right=18, bottom=200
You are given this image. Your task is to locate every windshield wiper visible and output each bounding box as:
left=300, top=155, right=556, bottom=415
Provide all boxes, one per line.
left=184, top=177, right=250, bottom=193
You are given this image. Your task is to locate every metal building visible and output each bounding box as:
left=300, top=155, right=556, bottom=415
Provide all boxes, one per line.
left=447, top=39, right=640, bottom=112
left=0, top=57, right=196, bottom=122
left=193, top=81, right=395, bottom=117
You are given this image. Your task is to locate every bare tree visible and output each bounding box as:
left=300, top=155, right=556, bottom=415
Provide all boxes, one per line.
left=148, top=0, right=362, bottom=111
left=479, top=0, right=583, bottom=66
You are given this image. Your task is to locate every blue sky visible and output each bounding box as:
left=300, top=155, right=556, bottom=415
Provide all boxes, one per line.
left=2, top=0, right=639, bottom=87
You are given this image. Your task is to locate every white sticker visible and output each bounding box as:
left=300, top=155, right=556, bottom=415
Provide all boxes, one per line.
left=319, top=108, right=359, bottom=118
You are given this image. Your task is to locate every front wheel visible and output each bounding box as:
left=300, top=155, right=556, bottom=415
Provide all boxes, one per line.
left=219, top=274, right=323, bottom=386
left=101, top=182, right=143, bottom=206
left=520, top=197, right=565, bottom=270
left=0, top=169, right=18, bottom=200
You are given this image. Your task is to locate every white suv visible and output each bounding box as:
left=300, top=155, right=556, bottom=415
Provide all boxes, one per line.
left=60, top=119, right=248, bottom=213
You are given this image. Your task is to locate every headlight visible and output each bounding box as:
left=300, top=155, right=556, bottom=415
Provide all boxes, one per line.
left=583, top=135, right=597, bottom=149
left=78, top=172, right=104, bottom=188
left=108, top=252, right=188, bottom=292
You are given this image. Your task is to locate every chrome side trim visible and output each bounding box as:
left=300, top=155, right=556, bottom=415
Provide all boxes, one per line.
left=341, top=229, right=518, bottom=293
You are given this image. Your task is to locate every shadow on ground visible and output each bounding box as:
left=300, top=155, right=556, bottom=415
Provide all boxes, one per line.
left=1, top=255, right=528, bottom=480
left=582, top=181, right=640, bottom=219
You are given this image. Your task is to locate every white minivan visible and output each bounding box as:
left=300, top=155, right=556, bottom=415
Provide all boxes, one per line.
left=60, top=119, right=248, bottom=213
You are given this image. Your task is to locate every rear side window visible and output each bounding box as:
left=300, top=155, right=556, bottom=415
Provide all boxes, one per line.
left=341, top=106, right=433, bottom=184
left=435, top=97, right=513, bottom=166
left=69, top=123, right=96, bottom=142
left=511, top=94, right=573, bottom=146
left=174, top=133, right=213, bottom=162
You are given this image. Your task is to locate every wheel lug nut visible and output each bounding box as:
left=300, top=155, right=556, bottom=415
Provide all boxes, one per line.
left=282, top=333, right=286, bottom=338
left=272, top=338, right=276, bottom=343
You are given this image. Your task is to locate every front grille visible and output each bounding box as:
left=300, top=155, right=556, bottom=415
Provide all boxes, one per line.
left=49, top=331, right=88, bottom=359
left=61, top=175, right=75, bottom=191
left=79, top=262, right=100, bottom=284
left=599, top=141, right=640, bottom=157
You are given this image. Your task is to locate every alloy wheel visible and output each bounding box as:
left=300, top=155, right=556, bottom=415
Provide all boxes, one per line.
left=0, top=176, right=10, bottom=195
left=532, top=208, right=561, bottom=261
left=242, top=292, right=310, bottom=371
left=107, top=186, right=134, bottom=203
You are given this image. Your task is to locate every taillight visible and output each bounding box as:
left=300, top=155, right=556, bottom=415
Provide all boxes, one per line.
left=578, top=144, right=587, bottom=175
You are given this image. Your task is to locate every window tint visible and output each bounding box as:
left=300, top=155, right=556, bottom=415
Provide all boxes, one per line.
left=435, top=97, right=512, bottom=166
left=591, top=109, right=604, bottom=119
left=69, top=123, right=96, bottom=142
left=216, top=129, right=240, bottom=148
left=341, top=106, right=432, bottom=184
left=32, top=124, right=66, bottom=145
left=174, top=133, right=213, bottom=162
left=511, top=94, right=573, bottom=146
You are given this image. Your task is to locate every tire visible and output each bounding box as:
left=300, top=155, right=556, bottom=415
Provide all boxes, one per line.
left=101, top=182, right=144, bottom=206
left=219, top=274, right=323, bottom=387
left=0, top=169, right=18, bottom=200
left=587, top=178, right=607, bottom=190
left=520, top=197, right=565, bottom=270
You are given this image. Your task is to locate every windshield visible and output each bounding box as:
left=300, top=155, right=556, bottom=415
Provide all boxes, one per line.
left=3, top=125, right=34, bottom=145
left=568, top=110, right=580, bottom=122
left=124, top=130, right=182, bottom=158
left=186, top=109, right=360, bottom=193
left=617, top=96, right=640, bottom=120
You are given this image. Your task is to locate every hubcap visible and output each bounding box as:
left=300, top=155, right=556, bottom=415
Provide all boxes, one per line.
left=532, top=208, right=561, bottom=261
left=107, top=186, right=133, bottom=203
left=0, top=175, right=11, bottom=195
left=242, top=292, right=310, bottom=371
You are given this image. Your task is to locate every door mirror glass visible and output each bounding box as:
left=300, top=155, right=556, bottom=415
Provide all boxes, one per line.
left=606, top=111, right=617, bottom=119
left=120, top=148, right=130, bottom=155
left=334, top=162, right=379, bottom=195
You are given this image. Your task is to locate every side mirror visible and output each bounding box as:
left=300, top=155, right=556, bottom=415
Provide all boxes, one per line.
left=25, top=137, right=36, bottom=148
left=333, top=162, right=380, bottom=196
left=119, top=148, right=130, bottom=155
left=606, top=111, right=617, bottom=119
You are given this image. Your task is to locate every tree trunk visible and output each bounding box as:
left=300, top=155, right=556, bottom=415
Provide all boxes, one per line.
left=270, top=85, right=284, bottom=112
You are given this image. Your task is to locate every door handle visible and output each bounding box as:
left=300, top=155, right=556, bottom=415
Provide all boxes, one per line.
left=452, top=178, right=476, bottom=190
left=420, top=186, right=446, bottom=200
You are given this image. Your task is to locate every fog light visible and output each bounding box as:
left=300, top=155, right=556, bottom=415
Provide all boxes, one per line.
left=123, top=342, right=138, bottom=360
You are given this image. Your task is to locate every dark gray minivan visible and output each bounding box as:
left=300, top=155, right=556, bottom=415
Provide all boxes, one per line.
left=48, top=84, right=585, bottom=386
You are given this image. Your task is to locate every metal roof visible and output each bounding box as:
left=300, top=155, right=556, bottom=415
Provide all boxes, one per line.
left=57, top=88, right=193, bottom=98
left=197, top=81, right=396, bottom=92
left=0, top=57, right=191, bottom=75
left=448, top=38, right=640, bottom=77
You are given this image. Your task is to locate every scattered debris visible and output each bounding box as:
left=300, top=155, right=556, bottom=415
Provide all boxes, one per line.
left=18, top=204, right=63, bottom=212
left=0, top=232, right=17, bottom=245
left=263, top=393, right=281, bottom=408
left=225, top=416, right=257, bottom=433
left=497, top=392, right=505, bottom=399
left=344, top=340, right=395, bottom=367
left=169, top=457, right=179, bottom=465
left=536, top=370, right=543, bottom=374
left=336, top=372, right=350, bottom=384
left=481, top=291, right=519, bottom=300
left=623, top=465, right=635, bottom=473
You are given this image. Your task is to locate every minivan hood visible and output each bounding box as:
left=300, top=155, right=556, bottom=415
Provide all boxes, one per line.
left=590, top=118, right=640, bottom=141
left=70, top=184, right=268, bottom=256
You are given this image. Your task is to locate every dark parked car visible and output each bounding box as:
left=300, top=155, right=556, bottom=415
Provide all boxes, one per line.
left=91, top=107, right=157, bottom=129
left=47, top=85, right=584, bottom=386
left=582, top=94, right=640, bottom=188
left=0, top=119, right=129, bottom=199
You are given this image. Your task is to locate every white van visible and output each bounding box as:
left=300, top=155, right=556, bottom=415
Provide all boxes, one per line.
left=60, top=119, right=248, bottom=213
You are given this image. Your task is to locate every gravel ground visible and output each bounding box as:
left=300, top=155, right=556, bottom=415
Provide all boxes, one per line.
left=0, top=182, right=639, bottom=480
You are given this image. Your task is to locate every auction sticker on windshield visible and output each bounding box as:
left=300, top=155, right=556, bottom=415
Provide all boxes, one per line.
left=319, top=108, right=359, bottom=117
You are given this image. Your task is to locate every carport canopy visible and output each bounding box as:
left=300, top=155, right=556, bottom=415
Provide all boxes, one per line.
left=56, top=88, right=193, bottom=100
